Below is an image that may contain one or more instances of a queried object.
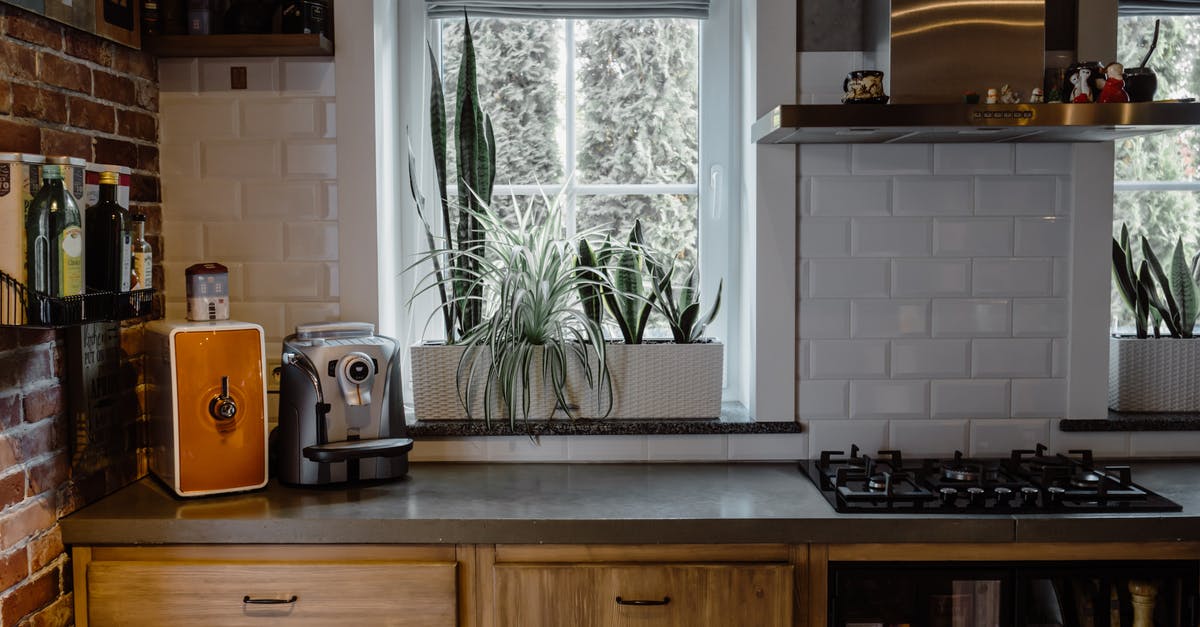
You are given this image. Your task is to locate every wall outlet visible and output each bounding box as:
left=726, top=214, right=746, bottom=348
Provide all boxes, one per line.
left=230, top=66, right=247, bottom=90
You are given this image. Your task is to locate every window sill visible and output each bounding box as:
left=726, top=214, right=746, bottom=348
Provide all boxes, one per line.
left=1060, top=411, right=1200, bottom=432
left=405, top=402, right=802, bottom=437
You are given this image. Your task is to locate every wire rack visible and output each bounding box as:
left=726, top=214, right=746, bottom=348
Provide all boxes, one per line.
left=0, top=270, right=153, bottom=327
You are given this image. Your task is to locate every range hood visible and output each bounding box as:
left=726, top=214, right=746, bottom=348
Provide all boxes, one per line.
left=752, top=102, right=1200, bottom=144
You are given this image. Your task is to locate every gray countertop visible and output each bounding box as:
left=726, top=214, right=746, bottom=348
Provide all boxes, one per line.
left=61, top=462, right=1200, bottom=546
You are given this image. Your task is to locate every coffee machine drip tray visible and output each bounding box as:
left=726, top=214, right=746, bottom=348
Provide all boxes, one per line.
left=303, top=438, right=414, bottom=463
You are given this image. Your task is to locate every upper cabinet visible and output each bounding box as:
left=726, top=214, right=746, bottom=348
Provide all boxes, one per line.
left=143, top=32, right=332, bottom=57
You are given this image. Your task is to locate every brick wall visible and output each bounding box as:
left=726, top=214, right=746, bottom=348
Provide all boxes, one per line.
left=0, top=5, right=159, bottom=626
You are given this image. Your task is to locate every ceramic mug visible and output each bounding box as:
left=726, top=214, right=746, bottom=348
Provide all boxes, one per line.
left=842, top=70, right=888, bottom=104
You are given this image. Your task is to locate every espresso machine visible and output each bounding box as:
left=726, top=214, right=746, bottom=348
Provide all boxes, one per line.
left=275, top=322, right=412, bottom=486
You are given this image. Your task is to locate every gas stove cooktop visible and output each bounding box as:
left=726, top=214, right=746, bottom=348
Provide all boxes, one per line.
left=803, top=444, right=1182, bottom=514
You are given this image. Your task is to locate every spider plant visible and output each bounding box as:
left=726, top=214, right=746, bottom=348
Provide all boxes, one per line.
left=415, top=189, right=612, bottom=426
left=1113, top=223, right=1199, bottom=338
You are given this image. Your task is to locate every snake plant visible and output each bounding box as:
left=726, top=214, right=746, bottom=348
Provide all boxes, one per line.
left=578, top=221, right=655, bottom=344
left=1113, top=223, right=1199, bottom=338
left=648, top=257, right=723, bottom=344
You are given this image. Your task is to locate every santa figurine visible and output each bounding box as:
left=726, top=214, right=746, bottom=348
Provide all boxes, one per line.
left=1098, top=62, right=1130, bottom=103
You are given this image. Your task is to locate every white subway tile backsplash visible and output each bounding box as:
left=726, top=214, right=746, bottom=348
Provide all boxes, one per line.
left=932, top=218, right=1013, bottom=257
left=892, top=259, right=970, bottom=297
left=284, top=141, right=338, bottom=178
left=162, top=221, right=204, bottom=262
left=1048, top=423, right=1130, bottom=457
left=798, top=380, right=849, bottom=418
left=230, top=302, right=286, bottom=340
left=810, top=177, right=891, bottom=216
left=243, top=182, right=321, bottom=219
left=408, top=438, right=488, bottom=462
left=851, top=145, right=932, bottom=174
left=163, top=177, right=241, bottom=220
left=972, top=258, right=1053, bottom=297
left=199, top=58, right=278, bottom=92
left=160, top=143, right=198, bottom=180
left=157, top=58, right=198, bottom=93
left=933, top=145, right=1013, bottom=175
left=1052, top=257, right=1069, bottom=297
left=851, top=300, right=929, bottom=338
left=931, top=380, right=1010, bottom=418
left=1051, top=339, right=1067, bottom=378
left=325, top=262, right=339, bottom=299
left=204, top=222, right=284, bottom=261
left=850, top=380, right=929, bottom=419
left=798, top=51, right=864, bottom=95
left=241, top=100, right=322, bottom=138
left=799, top=144, right=850, bottom=175
left=975, top=176, right=1058, bottom=216
left=488, top=437, right=569, bottom=462
left=1014, top=217, right=1071, bottom=256
left=809, top=259, right=890, bottom=297
left=567, top=436, right=648, bottom=462
left=1015, top=144, right=1074, bottom=174
left=889, top=420, right=969, bottom=456
left=160, top=99, right=238, bottom=141
left=244, top=263, right=325, bottom=300
left=972, top=339, right=1052, bottom=378
left=800, top=218, right=850, bottom=257
left=728, top=434, right=808, bottom=461
left=931, top=299, right=1010, bottom=337
left=280, top=59, right=336, bottom=96
left=799, top=299, right=850, bottom=339
left=285, top=222, right=338, bottom=261
left=809, top=340, right=888, bottom=379
left=970, top=419, right=1050, bottom=456
left=203, top=140, right=281, bottom=179
left=806, top=419, right=889, bottom=458
left=1010, top=378, right=1066, bottom=417
left=891, top=339, right=970, bottom=378
left=893, top=177, right=972, bottom=216
left=285, top=302, right=340, bottom=331
left=324, top=183, right=338, bottom=219
left=323, top=101, right=336, bottom=138
left=1129, top=432, right=1200, bottom=458
left=647, top=435, right=729, bottom=461
left=1012, top=299, right=1068, bottom=337
left=851, top=218, right=930, bottom=257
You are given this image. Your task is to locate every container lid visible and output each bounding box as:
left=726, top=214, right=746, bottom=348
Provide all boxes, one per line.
left=68, top=157, right=86, bottom=166
left=99, top=171, right=119, bottom=185
left=0, top=152, right=20, bottom=162
left=20, top=154, right=46, bottom=164
left=186, top=262, right=229, bottom=275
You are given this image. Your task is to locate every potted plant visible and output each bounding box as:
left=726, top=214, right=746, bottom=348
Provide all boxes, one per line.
left=1109, top=223, right=1200, bottom=411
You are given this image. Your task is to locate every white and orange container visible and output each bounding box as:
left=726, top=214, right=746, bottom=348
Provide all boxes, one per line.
left=146, top=319, right=269, bottom=497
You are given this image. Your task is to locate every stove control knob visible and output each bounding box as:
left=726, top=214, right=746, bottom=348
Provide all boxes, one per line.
left=994, top=486, right=1013, bottom=506
left=966, top=487, right=986, bottom=506
left=939, top=487, right=958, bottom=506
left=1047, top=486, right=1067, bottom=504
left=1020, top=486, right=1040, bottom=506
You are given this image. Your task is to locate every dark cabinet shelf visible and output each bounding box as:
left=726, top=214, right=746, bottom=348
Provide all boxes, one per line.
left=143, top=33, right=333, bottom=58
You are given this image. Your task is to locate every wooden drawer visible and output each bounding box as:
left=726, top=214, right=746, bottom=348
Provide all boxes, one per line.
left=494, top=563, right=793, bottom=627
left=86, top=561, right=457, bottom=626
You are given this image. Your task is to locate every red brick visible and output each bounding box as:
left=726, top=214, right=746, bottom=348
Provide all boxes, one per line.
left=64, top=33, right=113, bottom=66
left=66, top=96, right=114, bottom=133
left=0, top=469, right=24, bottom=510
left=36, top=52, right=89, bottom=94
left=25, top=590, right=70, bottom=627
left=25, top=454, right=67, bottom=496
left=0, top=565, right=58, bottom=625
left=131, top=174, right=159, bottom=203
left=92, top=70, right=136, bottom=106
left=0, top=40, right=37, bottom=81
left=10, top=84, right=67, bottom=125
left=38, top=128, right=91, bottom=162
left=0, top=437, right=16, bottom=471
left=15, top=329, right=57, bottom=349
left=92, top=137, right=137, bottom=168
left=117, top=109, right=156, bottom=142
left=0, top=81, right=10, bottom=116
left=4, top=9, right=63, bottom=50
left=0, top=349, right=51, bottom=390
left=26, top=526, right=61, bottom=573
left=134, top=78, right=158, bottom=112
left=0, top=118, right=39, bottom=154
left=20, top=387, right=61, bottom=425
left=0, top=330, right=18, bottom=351
left=0, top=497, right=53, bottom=550
left=12, top=420, right=60, bottom=466
left=0, top=547, right=28, bottom=592
left=112, top=48, right=155, bottom=80
left=0, top=395, right=18, bottom=430
left=137, top=144, right=159, bottom=173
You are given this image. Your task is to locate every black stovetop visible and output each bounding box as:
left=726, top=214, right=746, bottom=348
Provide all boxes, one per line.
left=803, top=444, right=1182, bottom=514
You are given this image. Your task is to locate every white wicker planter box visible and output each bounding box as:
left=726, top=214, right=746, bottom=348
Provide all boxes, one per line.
left=411, top=341, right=724, bottom=420
left=1108, top=336, right=1200, bottom=411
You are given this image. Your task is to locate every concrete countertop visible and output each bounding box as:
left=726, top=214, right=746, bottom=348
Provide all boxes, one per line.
left=60, top=462, right=1200, bottom=546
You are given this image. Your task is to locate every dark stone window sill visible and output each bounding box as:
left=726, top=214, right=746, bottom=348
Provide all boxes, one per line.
left=1059, top=411, right=1200, bottom=432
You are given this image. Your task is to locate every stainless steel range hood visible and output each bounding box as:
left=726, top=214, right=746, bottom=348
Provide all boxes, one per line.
left=753, top=102, right=1200, bottom=144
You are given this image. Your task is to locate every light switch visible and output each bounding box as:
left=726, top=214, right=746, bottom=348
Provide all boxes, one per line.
left=231, top=66, right=247, bottom=90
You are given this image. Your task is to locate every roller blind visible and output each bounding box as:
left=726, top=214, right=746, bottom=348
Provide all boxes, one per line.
left=1120, top=1, right=1200, bottom=15
left=425, top=1, right=710, bottom=19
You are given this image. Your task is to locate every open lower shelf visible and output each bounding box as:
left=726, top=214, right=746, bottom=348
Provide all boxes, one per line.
left=753, top=102, right=1200, bottom=143
left=143, top=33, right=333, bottom=57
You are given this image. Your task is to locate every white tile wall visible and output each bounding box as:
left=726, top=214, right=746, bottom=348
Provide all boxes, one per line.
left=798, top=144, right=1072, bottom=438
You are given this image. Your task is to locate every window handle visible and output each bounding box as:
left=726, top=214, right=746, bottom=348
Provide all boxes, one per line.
left=709, top=165, right=723, bottom=219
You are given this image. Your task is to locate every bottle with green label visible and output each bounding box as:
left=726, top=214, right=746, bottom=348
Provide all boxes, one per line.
left=25, top=164, right=83, bottom=298
left=86, top=170, right=131, bottom=293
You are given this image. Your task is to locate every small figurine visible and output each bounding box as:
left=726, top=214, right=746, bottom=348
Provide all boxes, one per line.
left=963, top=91, right=980, bottom=104
left=1098, top=62, right=1130, bottom=103
left=985, top=88, right=999, bottom=104
left=1069, top=66, right=1094, bottom=102
left=1028, top=87, right=1045, bottom=103
left=999, top=84, right=1022, bottom=104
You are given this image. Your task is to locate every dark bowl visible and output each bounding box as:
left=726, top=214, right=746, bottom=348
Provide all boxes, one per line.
left=1124, top=67, right=1158, bottom=102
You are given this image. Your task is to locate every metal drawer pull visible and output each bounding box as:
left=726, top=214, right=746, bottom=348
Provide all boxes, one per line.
left=243, top=595, right=298, bottom=605
left=615, top=596, right=670, bottom=606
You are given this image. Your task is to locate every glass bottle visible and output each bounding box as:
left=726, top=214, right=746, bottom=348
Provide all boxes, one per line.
left=25, top=164, right=83, bottom=297
left=86, top=170, right=131, bottom=293
left=130, top=213, right=153, bottom=291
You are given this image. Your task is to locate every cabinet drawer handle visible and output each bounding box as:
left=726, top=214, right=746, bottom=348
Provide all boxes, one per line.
left=615, top=596, right=670, bottom=606
left=243, top=595, right=298, bottom=605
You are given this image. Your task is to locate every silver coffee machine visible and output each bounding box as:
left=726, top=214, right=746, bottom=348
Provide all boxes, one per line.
left=276, top=322, right=412, bottom=485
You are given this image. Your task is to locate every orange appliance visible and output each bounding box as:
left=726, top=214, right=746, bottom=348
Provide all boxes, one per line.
left=146, top=320, right=269, bottom=497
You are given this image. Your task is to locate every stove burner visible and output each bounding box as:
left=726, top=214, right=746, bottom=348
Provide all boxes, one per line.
left=942, top=465, right=979, bottom=482
left=1071, top=471, right=1103, bottom=489
left=867, top=474, right=890, bottom=491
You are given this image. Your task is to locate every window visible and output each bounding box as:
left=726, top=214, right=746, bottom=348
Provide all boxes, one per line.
left=1112, top=14, right=1200, bottom=329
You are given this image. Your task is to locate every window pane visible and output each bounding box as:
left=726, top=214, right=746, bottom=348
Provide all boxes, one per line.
left=575, top=19, right=699, bottom=185
left=1111, top=190, right=1200, bottom=328
left=577, top=194, right=699, bottom=266
left=441, top=19, right=565, bottom=187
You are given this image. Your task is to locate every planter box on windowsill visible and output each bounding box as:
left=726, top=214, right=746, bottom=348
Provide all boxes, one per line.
left=410, top=341, right=724, bottom=421
left=1109, top=335, right=1200, bottom=412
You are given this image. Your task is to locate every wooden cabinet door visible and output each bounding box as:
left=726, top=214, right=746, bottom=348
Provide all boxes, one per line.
left=86, top=561, right=457, bottom=626
left=494, top=564, right=792, bottom=627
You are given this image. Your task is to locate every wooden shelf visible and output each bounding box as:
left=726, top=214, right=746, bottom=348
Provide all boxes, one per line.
left=143, top=33, right=333, bottom=58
